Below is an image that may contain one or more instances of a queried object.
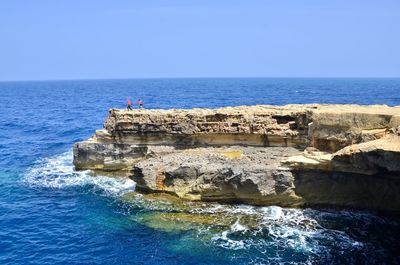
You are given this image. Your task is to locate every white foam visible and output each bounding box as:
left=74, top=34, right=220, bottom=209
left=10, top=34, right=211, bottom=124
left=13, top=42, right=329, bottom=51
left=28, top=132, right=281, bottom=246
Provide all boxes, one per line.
left=23, top=151, right=366, bottom=258
left=231, top=219, right=247, bottom=232
left=211, top=230, right=246, bottom=250
left=261, top=205, right=283, bottom=220
left=202, top=204, right=364, bottom=255
left=23, top=150, right=136, bottom=197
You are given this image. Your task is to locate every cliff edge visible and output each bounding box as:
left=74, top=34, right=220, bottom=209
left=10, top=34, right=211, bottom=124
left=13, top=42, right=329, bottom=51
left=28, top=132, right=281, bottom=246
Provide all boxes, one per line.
left=73, top=104, right=400, bottom=211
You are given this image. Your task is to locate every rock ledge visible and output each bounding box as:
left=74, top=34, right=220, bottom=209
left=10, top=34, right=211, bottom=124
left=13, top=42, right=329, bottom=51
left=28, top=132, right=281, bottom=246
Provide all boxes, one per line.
left=73, top=104, right=400, bottom=211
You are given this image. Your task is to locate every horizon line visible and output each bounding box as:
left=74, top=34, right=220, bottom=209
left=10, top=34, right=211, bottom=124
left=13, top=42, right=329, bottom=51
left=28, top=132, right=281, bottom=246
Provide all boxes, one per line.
left=1, top=76, right=400, bottom=83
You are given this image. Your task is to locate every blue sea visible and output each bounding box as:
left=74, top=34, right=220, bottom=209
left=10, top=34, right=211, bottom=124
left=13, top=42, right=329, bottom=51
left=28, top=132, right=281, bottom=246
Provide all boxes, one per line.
left=1, top=78, right=400, bottom=265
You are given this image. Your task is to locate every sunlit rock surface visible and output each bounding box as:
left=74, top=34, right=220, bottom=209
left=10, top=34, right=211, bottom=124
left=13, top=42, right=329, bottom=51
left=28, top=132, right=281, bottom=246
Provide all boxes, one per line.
left=132, top=146, right=303, bottom=206
left=73, top=104, right=400, bottom=211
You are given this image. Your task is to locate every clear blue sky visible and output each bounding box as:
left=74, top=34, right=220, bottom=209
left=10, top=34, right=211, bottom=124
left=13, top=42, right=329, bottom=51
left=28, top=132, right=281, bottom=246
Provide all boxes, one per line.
left=1, top=0, right=399, bottom=81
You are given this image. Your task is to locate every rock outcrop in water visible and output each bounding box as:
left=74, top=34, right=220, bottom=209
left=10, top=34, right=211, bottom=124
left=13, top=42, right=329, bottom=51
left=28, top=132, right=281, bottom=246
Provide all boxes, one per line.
left=73, top=104, right=400, bottom=211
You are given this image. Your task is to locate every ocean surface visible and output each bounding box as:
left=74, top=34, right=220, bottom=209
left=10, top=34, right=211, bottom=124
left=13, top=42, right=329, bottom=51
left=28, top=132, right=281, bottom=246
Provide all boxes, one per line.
left=1, top=78, right=400, bottom=265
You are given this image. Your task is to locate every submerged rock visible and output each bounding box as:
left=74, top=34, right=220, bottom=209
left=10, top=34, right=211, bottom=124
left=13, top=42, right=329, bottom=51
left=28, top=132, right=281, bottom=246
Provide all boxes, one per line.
left=73, top=104, right=400, bottom=211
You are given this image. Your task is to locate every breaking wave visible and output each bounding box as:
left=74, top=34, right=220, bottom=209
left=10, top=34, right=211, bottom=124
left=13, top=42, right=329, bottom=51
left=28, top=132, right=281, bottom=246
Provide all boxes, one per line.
left=20, top=151, right=398, bottom=264
left=22, top=150, right=136, bottom=197
left=174, top=204, right=387, bottom=264
left=207, top=205, right=362, bottom=253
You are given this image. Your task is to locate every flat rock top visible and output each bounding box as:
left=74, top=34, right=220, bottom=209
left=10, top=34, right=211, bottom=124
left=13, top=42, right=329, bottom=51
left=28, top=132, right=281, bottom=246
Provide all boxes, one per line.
left=114, top=104, right=400, bottom=116
left=311, top=104, right=400, bottom=115
left=337, top=135, right=400, bottom=154
left=140, top=146, right=302, bottom=170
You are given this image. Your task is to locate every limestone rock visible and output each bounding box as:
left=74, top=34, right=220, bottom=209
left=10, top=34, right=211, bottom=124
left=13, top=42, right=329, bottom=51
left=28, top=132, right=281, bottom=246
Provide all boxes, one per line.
left=331, top=135, right=400, bottom=175
left=73, top=139, right=149, bottom=172
left=308, top=104, right=400, bottom=152
left=72, top=104, right=400, bottom=211
left=131, top=147, right=303, bottom=206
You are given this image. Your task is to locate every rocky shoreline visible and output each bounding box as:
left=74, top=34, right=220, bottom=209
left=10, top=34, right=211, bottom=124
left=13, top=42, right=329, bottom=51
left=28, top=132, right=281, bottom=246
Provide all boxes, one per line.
left=73, top=104, right=400, bottom=211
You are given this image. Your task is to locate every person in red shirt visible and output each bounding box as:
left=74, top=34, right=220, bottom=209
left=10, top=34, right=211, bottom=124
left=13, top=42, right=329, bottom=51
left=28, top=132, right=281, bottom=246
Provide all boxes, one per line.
left=138, top=99, right=143, bottom=109
left=127, top=98, right=132, bottom=110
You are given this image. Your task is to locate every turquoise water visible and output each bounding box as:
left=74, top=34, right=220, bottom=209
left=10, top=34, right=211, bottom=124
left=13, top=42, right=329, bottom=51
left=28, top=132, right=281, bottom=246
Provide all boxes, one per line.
left=0, top=78, right=400, bottom=264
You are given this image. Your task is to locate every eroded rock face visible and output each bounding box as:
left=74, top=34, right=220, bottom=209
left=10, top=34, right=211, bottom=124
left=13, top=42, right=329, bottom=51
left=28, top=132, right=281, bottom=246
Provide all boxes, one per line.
left=74, top=105, right=315, bottom=171
left=103, top=106, right=310, bottom=137
left=283, top=135, right=400, bottom=176
left=293, top=170, right=400, bottom=211
left=332, top=135, right=400, bottom=175
left=131, top=147, right=303, bottom=206
left=308, top=105, right=400, bottom=152
left=73, top=140, right=149, bottom=172
left=73, top=104, right=400, bottom=211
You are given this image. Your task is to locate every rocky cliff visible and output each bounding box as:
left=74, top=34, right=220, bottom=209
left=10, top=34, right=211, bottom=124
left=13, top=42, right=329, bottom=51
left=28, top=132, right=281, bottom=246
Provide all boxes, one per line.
left=73, top=104, right=400, bottom=211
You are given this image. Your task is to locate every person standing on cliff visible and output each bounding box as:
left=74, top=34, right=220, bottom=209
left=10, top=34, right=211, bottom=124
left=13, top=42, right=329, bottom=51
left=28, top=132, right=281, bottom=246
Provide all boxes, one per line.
left=138, top=99, right=143, bottom=109
left=127, top=98, right=132, bottom=111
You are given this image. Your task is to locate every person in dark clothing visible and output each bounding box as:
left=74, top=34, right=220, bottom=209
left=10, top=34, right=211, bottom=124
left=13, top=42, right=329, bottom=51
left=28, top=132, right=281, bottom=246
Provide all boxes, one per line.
left=127, top=98, right=132, bottom=110
left=138, top=99, right=143, bottom=109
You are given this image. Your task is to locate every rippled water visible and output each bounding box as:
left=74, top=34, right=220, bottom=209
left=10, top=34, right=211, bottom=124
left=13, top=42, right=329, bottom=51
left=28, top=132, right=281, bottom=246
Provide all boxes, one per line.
left=1, top=78, right=400, bottom=264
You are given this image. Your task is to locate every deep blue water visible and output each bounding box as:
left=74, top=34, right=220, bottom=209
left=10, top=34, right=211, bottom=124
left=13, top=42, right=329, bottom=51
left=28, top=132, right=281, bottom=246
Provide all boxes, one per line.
left=1, top=78, right=400, bottom=265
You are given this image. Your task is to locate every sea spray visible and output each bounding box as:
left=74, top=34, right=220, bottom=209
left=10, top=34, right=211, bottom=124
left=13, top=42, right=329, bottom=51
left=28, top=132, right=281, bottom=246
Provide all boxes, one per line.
left=21, top=150, right=397, bottom=264
left=23, top=150, right=136, bottom=197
